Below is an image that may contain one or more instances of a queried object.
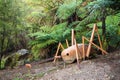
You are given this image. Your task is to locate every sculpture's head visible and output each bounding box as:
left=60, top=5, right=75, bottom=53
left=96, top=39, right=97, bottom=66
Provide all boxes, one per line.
left=61, top=45, right=76, bottom=63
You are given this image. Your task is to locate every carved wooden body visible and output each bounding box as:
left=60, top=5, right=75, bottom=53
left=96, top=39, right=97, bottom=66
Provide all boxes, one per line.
left=61, top=44, right=95, bottom=63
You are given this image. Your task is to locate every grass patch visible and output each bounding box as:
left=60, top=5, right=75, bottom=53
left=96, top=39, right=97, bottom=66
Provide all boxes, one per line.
left=13, top=77, right=23, bottom=80
left=34, top=68, right=57, bottom=78
left=36, top=72, right=46, bottom=77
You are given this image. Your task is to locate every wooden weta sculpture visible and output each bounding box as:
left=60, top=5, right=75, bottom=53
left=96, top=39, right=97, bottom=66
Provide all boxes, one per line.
left=61, top=44, right=96, bottom=63
left=53, top=24, right=108, bottom=67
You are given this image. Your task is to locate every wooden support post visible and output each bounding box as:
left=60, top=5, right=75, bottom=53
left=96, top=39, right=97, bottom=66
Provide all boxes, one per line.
left=60, top=43, right=65, bottom=50
left=53, top=42, right=64, bottom=63
left=66, top=39, right=69, bottom=48
left=72, top=29, right=75, bottom=46
left=95, top=27, right=104, bottom=55
left=83, top=36, right=108, bottom=54
left=82, top=36, right=85, bottom=59
left=86, top=24, right=96, bottom=57
left=74, top=39, right=81, bottom=68
left=53, top=43, right=61, bottom=63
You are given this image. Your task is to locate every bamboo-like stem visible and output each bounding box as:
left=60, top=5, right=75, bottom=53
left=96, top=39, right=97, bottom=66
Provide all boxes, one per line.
left=82, top=36, right=85, bottom=59
left=74, top=39, right=81, bottom=68
left=66, top=39, right=69, bottom=48
left=72, top=29, right=75, bottom=46
left=83, top=36, right=108, bottom=54
left=53, top=43, right=61, bottom=63
left=95, top=27, right=104, bottom=55
left=86, top=24, right=96, bottom=57
left=60, top=42, right=64, bottom=50
left=53, top=42, right=64, bottom=63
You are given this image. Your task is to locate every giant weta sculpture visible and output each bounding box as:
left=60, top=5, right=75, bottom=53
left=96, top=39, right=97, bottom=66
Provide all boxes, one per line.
left=53, top=24, right=108, bottom=67
left=61, top=44, right=96, bottom=63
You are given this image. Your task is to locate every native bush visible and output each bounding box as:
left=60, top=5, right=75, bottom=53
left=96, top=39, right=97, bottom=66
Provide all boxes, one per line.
left=29, top=23, right=72, bottom=60
left=0, top=56, right=8, bottom=69
left=105, top=15, right=120, bottom=50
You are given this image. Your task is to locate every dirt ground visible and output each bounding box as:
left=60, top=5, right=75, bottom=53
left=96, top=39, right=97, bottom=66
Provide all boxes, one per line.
left=0, top=50, right=120, bottom=80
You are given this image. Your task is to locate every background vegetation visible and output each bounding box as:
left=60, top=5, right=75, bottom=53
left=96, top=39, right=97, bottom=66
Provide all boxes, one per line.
left=0, top=0, right=120, bottom=69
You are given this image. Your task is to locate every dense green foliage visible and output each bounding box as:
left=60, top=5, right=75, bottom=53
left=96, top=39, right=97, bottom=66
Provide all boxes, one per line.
left=0, top=0, right=30, bottom=69
left=0, top=0, right=120, bottom=69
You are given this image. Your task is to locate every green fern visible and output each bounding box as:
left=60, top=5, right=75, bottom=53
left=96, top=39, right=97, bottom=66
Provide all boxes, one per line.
left=57, top=0, right=82, bottom=20
left=105, top=14, right=120, bottom=48
left=29, top=22, right=72, bottom=59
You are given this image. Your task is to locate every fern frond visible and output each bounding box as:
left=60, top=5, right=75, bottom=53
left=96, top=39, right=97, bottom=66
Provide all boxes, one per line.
left=57, top=1, right=77, bottom=19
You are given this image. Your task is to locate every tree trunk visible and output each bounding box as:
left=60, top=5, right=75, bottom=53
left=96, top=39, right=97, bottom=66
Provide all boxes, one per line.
left=101, top=9, right=108, bottom=50
left=102, top=16, right=106, bottom=38
left=101, top=8, right=106, bottom=38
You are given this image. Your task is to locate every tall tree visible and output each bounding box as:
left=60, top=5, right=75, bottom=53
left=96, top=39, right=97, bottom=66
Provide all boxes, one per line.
left=0, top=0, right=28, bottom=68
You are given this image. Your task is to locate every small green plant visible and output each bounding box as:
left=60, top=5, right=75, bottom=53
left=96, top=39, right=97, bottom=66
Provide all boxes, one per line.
left=10, top=53, right=21, bottom=69
left=0, top=53, right=21, bottom=69
left=13, top=77, right=23, bottom=80
left=0, top=56, right=8, bottom=69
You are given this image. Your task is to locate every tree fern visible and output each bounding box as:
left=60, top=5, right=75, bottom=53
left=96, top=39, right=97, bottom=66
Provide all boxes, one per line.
left=29, top=22, right=72, bottom=59
left=57, top=0, right=82, bottom=20
left=105, top=14, right=120, bottom=49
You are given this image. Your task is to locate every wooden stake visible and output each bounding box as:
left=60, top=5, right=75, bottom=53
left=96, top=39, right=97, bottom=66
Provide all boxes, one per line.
left=53, top=42, right=64, bottom=63
left=60, top=43, right=64, bottom=50
left=83, top=36, right=108, bottom=54
left=75, top=39, right=81, bottom=68
left=82, top=36, right=85, bottom=59
left=53, top=43, right=61, bottom=63
left=66, top=39, right=69, bottom=48
left=72, top=29, right=75, bottom=46
left=86, top=24, right=96, bottom=57
left=95, top=27, right=104, bottom=55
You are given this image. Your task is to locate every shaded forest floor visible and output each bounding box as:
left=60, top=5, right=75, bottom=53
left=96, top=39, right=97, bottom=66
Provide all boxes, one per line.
left=0, top=49, right=120, bottom=80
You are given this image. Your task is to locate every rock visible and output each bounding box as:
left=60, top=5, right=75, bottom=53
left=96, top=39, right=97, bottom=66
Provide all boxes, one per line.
left=17, top=49, right=29, bottom=55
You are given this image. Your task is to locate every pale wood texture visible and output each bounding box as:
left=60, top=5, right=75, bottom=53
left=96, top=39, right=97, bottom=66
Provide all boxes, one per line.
left=75, top=39, right=80, bottom=68
left=53, top=42, right=64, bottom=63
left=86, top=24, right=96, bottom=57
left=83, top=36, right=108, bottom=54
left=82, top=36, right=85, bottom=59
left=60, top=42, right=65, bottom=50
left=53, top=43, right=61, bottom=63
left=95, top=27, right=104, bottom=55
left=72, top=29, right=75, bottom=46
left=66, top=39, right=69, bottom=48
